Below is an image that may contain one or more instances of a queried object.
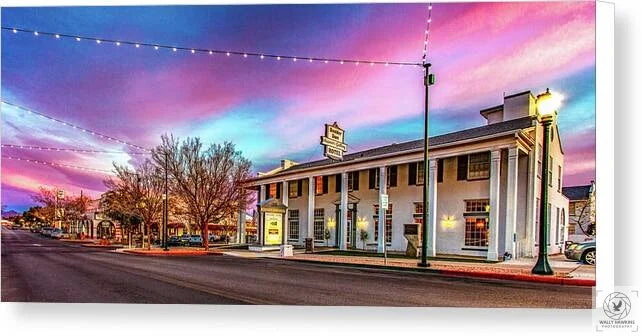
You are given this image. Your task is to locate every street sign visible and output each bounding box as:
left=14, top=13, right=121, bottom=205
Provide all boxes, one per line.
left=380, top=194, right=389, bottom=210
left=162, top=193, right=167, bottom=200
left=57, top=190, right=64, bottom=199
left=320, top=122, right=347, bottom=161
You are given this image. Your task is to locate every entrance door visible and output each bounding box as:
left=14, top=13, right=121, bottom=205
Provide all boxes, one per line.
left=346, top=210, right=353, bottom=247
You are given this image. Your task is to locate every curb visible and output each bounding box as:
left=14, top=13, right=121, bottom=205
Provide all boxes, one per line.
left=81, top=243, right=124, bottom=248
left=274, top=257, right=595, bottom=287
left=121, top=249, right=224, bottom=257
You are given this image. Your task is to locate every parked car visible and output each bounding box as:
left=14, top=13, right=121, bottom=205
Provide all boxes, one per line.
left=208, top=234, right=219, bottom=243
left=30, top=225, right=42, bottom=233
left=168, top=235, right=181, bottom=246
left=180, top=234, right=191, bottom=246
left=565, top=241, right=596, bottom=265
left=11, top=224, right=21, bottom=230
left=50, top=228, right=63, bottom=239
left=41, top=227, right=53, bottom=237
left=189, top=234, right=203, bottom=247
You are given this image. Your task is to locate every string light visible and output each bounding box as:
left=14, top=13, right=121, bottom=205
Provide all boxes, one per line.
left=1, top=144, right=149, bottom=155
left=1, top=101, right=150, bottom=152
left=2, top=26, right=423, bottom=67
left=2, top=156, right=114, bottom=174
left=422, top=3, right=434, bottom=63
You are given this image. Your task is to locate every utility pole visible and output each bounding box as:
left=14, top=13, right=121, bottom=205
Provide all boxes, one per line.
left=163, top=150, right=169, bottom=251
left=418, top=63, right=435, bottom=268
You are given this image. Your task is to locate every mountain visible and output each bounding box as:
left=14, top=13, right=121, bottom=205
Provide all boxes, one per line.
left=2, top=210, right=21, bottom=219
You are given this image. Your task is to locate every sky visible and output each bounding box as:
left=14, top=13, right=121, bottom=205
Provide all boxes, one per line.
left=1, top=2, right=596, bottom=212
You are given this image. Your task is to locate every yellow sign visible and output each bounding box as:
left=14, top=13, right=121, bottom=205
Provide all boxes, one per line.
left=264, top=212, right=282, bottom=245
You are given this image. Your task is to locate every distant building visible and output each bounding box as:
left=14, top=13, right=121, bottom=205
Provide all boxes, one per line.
left=244, top=90, right=569, bottom=260
left=562, top=181, right=596, bottom=243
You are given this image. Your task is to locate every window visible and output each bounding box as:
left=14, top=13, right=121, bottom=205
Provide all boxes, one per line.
left=535, top=198, right=540, bottom=242
left=465, top=218, right=488, bottom=247
left=347, top=172, right=354, bottom=191
left=315, top=176, right=328, bottom=195
left=373, top=204, right=393, bottom=243
left=371, top=166, right=398, bottom=188
left=313, top=208, right=324, bottom=241
left=269, top=183, right=277, bottom=198
left=417, top=161, right=425, bottom=185
left=468, top=152, right=490, bottom=180
left=554, top=207, right=560, bottom=244
left=537, top=144, right=543, bottom=178
left=288, top=210, right=299, bottom=240
left=289, top=181, right=298, bottom=198
left=548, top=157, right=553, bottom=187
left=465, top=199, right=490, bottom=213
left=413, top=202, right=424, bottom=230
left=557, top=165, right=562, bottom=192
left=569, top=202, right=576, bottom=214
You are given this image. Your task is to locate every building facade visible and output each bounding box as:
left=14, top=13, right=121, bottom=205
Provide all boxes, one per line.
left=244, top=91, right=569, bottom=260
left=562, top=181, right=596, bottom=243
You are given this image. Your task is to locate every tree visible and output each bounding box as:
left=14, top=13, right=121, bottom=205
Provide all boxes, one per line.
left=359, top=229, right=369, bottom=250
left=31, top=187, right=89, bottom=231
left=105, top=159, right=165, bottom=249
left=152, top=134, right=253, bottom=250
left=571, top=198, right=596, bottom=237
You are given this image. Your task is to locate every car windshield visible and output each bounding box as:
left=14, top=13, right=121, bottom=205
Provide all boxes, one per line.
left=191, top=235, right=200, bottom=238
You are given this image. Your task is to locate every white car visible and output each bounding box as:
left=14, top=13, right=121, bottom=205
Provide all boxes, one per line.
left=50, top=229, right=63, bottom=239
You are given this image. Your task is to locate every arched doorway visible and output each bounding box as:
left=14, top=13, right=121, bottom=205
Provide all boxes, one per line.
left=97, top=220, right=115, bottom=239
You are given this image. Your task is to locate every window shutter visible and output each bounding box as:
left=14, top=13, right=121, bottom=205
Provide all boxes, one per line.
left=369, top=168, right=377, bottom=189
left=408, top=162, right=417, bottom=185
left=322, top=176, right=328, bottom=194
left=457, top=155, right=468, bottom=181
left=264, top=185, right=270, bottom=200
left=353, top=171, right=360, bottom=190
left=276, top=182, right=282, bottom=199
left=297, top=180, right=303, bottom=197
left=335, top=174, right=342, bottom=192
left=389, top=165, right=398, bottom=187
left=437, top=159, right=444, bottom=183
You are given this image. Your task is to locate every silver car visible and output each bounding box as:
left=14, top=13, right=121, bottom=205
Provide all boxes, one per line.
left=565, top=241, right=596, bottom=265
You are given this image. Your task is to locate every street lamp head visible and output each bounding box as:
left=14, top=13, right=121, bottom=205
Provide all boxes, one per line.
left=536, top=88, right=563, bottom=118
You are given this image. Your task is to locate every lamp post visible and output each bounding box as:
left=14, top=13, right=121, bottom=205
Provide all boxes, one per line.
left=419, top=63, right=435, bottom=268
left=162, top=151, right=169, bottom=251
left=532, top=88, right=562, bottom=275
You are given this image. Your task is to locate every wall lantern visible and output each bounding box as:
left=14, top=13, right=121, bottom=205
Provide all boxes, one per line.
left=356, top=217, right=369, bottom=230
left=485, top=204, right=490, bottom=213
left=327, top=217, right=336, bottom=229
left=441, top=215, right=456, bottom=229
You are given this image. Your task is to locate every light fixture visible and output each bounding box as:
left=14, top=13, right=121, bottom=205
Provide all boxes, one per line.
left=243, top=53, right=247, bottom=58
left=226, top=52, right=230, bottom=56
left=96, top=39, right=101, bottom=44
left=116, top=41, right=120, bottom=46
left=536, top=88, right=563, bottom=118
left=260, top=55, right=264, bottom=59
left=209, top=50, right=213, bottom=55
left=34, top=31, right=38, bottom=36
left=55, top=34, right=60, bottom=38
left=12, top=28, right=17, bottom=33
left=76, top=37, right=81, bottom=41
left=327, top=217, right=336, bottom=229
left=173, top=47, right=177, bottom=52
left=154, top=46, right=159, bottom=50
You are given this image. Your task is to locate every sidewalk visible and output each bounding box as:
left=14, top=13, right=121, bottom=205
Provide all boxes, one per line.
left=228, top=249, right=595, bottom=286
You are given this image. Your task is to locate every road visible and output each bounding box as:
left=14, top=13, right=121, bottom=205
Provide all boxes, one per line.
left=1, top=227, right=592, bottom=307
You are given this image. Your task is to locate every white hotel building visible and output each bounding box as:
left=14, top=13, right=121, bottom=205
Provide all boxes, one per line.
left=244, top=91, right=569, bottom=261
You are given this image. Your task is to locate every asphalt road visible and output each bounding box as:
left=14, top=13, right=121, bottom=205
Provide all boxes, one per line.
left=1, top=227, right=592, bottom=307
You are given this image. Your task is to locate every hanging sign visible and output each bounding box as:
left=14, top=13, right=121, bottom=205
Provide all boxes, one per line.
left=380, top=194, right=389, bottom=211
left=320, top=122, right=347, bottom=161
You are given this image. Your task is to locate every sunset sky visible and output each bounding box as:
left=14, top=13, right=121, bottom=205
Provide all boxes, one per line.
left=1, top=2, right=596, bottom=212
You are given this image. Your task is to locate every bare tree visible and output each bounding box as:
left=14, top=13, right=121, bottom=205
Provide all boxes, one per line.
left=570, top=198, right=596, bottom=237
left=105, top=159, right=165, bottom=249
left=152, top=134, right=253, bottom=250
left=32, top=187, right=88, bottom=230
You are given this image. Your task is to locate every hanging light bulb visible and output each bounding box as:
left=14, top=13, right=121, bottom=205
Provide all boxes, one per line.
left=243, top=53, right=247, bottom=58
left=209, top=50, right=213, bottom=55
left=76, top=37, right=81, bottom=41
left=12, top=28, right=17, bottom=33
left=154, top=46, right=159, bottom=50
left=34, top=31, right=38, bottom=36
left=173, top=47, right=177, bottom=52
left=260, top=55, right=264, bottom=59
left=226, top=52, right=230, bottom=56
left=135, top=44, right=140, bottom=48
left=191, top=49, right=195, bottom=53
left=55, top=34, right=60, bottom=38
left=96, top=39, right=101, bottom=44
left=116, top=41, right=120, bottom=46
left=277, top=56, right=281, bottom=60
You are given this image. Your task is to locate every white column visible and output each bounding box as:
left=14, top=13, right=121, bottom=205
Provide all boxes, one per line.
left=487, top=150, right=501, bottom=261
left=282, top=181, right=289, bottom=245
left=377, top=166, right=387, bottom=253
left=307, top=177, right=315, bottom=240
left=426, top=159, right=438, bottom=257
left=339, top=172, right=348, bottom=250
left=505, top=147, right=519, bottom=258
left=258, top=185, right=265, bottom=245
left=237, top=208, right=245, bottom=244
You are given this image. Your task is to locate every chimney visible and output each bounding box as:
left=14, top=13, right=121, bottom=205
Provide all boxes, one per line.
left=281, top=159, right=297, bottom=170
left=480, top=90, right=537, bottom=125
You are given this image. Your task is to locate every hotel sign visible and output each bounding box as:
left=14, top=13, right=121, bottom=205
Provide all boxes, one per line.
left=320, top=122, right=347, bottom=161
left=264, top=212, right=282, bottom=245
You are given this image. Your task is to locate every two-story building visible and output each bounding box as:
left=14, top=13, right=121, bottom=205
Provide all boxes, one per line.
left=244, top=90, right=569, bottom=260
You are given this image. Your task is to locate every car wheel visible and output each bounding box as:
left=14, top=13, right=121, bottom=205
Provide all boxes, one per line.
left=582, top=249, right=596, bottom=265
